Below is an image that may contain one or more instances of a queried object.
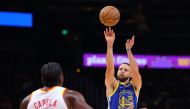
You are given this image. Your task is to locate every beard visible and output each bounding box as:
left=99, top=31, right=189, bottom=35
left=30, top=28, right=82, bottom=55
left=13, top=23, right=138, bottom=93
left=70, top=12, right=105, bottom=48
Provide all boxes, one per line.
left=117, top=75, right=130, bottom=82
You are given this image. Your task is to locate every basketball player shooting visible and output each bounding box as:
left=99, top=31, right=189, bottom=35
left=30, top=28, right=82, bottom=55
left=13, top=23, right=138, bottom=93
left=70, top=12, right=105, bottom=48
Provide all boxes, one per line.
left=104, top=27, right=142, bottom=109
left=20, top=62, right=93, bottom=109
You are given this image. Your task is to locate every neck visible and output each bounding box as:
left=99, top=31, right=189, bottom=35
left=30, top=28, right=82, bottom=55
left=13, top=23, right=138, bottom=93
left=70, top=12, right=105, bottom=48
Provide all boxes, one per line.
left=41, top=86, right=57, bottom=91
left=119, top=78, right=130, bottom=84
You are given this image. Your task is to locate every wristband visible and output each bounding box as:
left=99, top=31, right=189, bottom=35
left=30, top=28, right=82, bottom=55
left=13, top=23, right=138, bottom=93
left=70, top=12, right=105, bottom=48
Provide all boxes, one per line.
left=126, top=48, right=131, bottom=51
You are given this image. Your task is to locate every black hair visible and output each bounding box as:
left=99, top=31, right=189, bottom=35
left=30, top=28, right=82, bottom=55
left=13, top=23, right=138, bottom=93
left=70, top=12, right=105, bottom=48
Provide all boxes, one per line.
left=41, top=62, right=63, bottom=87
left=120, top=63, right=130, bottom=66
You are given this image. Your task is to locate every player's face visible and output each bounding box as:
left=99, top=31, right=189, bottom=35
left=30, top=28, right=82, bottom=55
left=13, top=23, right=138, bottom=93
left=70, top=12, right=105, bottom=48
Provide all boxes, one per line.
left=117, top=64, right=131, bottom=82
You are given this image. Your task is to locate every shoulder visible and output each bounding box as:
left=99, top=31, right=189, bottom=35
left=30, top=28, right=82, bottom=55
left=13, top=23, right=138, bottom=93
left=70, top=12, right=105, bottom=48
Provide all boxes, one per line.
left=63, top=89, right=90, bottom=108
left=129, top=81, right=141, bottom=97
left=64, top=89, right=85, bottom=101
left=20, top=94, right=31, bottom=109
left=63, top=90, right=93, bottom=109
left=21, top=94, right=31, bottom=104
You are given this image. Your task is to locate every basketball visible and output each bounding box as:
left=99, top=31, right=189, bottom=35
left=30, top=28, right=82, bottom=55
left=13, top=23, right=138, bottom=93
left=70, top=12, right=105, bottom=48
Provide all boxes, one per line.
left=99, top=6, right=120, bottom=26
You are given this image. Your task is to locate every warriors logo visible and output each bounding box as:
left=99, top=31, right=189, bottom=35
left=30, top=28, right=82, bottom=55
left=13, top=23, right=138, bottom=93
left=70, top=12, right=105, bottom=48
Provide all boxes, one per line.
left=118, top=90, right=134, bottom=109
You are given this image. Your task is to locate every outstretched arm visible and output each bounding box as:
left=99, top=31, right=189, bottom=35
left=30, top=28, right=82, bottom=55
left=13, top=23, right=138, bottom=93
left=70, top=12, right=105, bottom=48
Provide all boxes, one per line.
left=104, top=27, right=118, bottom=96
left=125, top=36, right=142, bottom=95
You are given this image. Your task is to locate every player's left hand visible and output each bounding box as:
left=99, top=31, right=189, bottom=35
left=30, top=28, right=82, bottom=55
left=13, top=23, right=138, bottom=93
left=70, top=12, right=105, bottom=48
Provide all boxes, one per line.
left=125, top=35, right=135, bottom=50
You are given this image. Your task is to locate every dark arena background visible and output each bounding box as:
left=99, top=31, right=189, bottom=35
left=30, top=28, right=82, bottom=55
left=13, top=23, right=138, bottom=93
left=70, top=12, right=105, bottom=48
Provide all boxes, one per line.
left=1, top=0, right=190, bottom=109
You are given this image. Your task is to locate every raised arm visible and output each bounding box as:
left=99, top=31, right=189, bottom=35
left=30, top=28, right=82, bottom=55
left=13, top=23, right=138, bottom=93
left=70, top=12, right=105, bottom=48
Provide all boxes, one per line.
left=104, top=27, right=118, bottom=96
left=125, top=36, right=142, bottom=95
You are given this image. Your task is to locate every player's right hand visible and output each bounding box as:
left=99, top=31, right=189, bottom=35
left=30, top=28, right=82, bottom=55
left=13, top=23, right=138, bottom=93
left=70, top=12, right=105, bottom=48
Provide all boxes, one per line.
left=104, top=27, right=115, bottom=47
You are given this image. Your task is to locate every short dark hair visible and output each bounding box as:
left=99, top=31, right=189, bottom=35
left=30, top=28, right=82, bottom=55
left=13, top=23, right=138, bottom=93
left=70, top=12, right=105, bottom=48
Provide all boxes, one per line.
left=41, top=62, right=63, bottom=87
left=120, top=63, right=130, bottom=66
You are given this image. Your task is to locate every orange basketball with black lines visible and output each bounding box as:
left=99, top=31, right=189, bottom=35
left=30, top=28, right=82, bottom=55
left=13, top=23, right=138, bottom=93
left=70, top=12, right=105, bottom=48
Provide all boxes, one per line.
left=99, top=6, right=120, bottom=26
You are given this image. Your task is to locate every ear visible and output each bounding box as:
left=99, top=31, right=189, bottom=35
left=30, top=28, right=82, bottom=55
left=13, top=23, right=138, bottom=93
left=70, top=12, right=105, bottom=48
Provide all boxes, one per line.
left=59, top=73, right=64, bottom=84
left=41, top=77, right=44, bottom=82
